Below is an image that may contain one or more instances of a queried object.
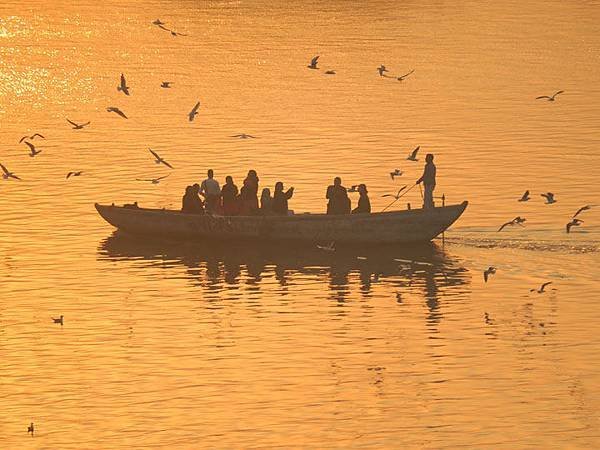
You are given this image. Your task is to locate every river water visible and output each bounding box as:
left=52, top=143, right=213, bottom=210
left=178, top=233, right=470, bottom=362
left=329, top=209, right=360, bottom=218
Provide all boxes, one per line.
left=1, top=0, right=599, bottom=448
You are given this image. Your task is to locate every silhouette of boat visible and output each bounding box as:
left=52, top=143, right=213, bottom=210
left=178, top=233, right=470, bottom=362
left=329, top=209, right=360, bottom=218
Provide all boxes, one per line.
left=94, top=201, right=467, bottom=244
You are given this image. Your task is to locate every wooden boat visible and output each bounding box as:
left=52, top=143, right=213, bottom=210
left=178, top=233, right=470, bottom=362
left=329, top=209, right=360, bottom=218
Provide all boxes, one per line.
left=94, top=201, right=467, bottom=244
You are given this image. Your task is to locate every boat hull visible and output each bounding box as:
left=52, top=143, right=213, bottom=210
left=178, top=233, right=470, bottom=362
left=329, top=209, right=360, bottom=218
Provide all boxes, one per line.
left=94, top=201, right=467, bottom=244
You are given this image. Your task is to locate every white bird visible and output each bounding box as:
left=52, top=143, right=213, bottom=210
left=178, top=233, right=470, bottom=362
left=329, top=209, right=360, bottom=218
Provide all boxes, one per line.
left=66, top=118, right=90, bottom=129
left=28, top=422, right=34, bottom=436
left=483, top=266, right=496, bottom=283
left=518, top=190, right=530, bottom=202
left=530, top=282, right=552, bottom=293
left=161, top=81, right=173, bottom=88
left=149, top=148, right=173, bottom=169
left=356, top=256, right=368, bottom=260
left=566, top=218, right=583, bottom=233
left=136, top=174, right=170, bottom=184
left=573, top=205, right=591, bottom=218
left=66, top=171, right=83, bottom=179
left=24, top=141, right=41, bottom=157
left=377, top=65, right=388, bottom=76
left=1, top=163, right=21, bottom=180
left=19, top=133, right=44, bottom=143
left=231, top=133, right=256, bottom=139
left=117, top=73, right=130, bottom=96
left=52, top=315, right=64, bottom=325
left=307, top=56, right=319, bottom=69
left=541, top=192, right=556, bottom=204
left=406, top=146, right=420, bottom=161
left=390, top=169, right=402, bottom=180
left=382, top=186, right=407, bottom=200
left=188, top=102, right=200, bottom=122
left=397, top=69, right=415, bottom=81
left=536, top=90, right=564, bottom=101
left=107, top=107, right=128, bottom=119
left=316, top=241, right=335, bottom=252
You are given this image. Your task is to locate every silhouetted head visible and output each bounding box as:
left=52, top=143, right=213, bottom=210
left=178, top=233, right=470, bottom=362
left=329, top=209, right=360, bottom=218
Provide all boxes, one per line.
left=261, top=188, right=271, bottom=200
left=185, top=185, right=193, bottom=195
left=334, top=177, right=341, bottom=186
left=358, top=184, right=368, bottom=194
left=275, top=181, right=283, bottom=192
left=248, top=169, right=257, bottom=178
left=225, top=175, right=233, bottom=184
left=207, top=169, right=214, bottom=178
left=425, top=153, right=434, bottom=163
left=192, top=183, right=200, bottom=194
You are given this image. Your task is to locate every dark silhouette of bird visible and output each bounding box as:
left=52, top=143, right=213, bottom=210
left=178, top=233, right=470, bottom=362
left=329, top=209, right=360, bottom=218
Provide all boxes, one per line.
left=530, top=282, right=552, bottom=293
left=566, top=218, right=583, bottom=233
left=24, top=141, right=41, bottom=157
left=498, top=216, right=526, bottom=232
left=52, top=315, right=64, bottom=325
left=66, top=118, right=90, bottom=129
left=348, top=185, right=359, bottom=193
left=1, top=163, right=21, bottom=180
left=382, top=186, right=408, bottom=200
left=231, top=133, right=256, bottom=139
left=152, top=19, right=166, bottom=26
left=397, top=69, right=414, bottom=81
left=377, top=65, right=388, bottom=76
left=484, top=312, right=495, bottom=325
left=149, top=148, right=173, bottom=169
left=483, top=266, right=496, bottom=283
left=396, top=292, right=402, bottom=303
left=188, top=102, right=200, bottom=122
left=169, top=30, right=188, bottom=37
left=28, top=422, right=34, bottom=436
left=136, top=174, right=170, bottom=184
left=406, top=146, right=420, bottom=161
left=161, top=81, right=173, bottom=88
left=541, top=192, right=556, bottom=204
left=324, top=70, right=336, bottom=75
left=66, top=171, right=83, bottom=179
left=19, top=133, right=44, bottom=143
left=536, top=90, right=564, bottom=101
left=117, top=73, right=130, bottom=95
left=518, top=190, right=530, bottom=202
left=573, top=205, right=591, bottom=218
left=307, top=56, right=319, bottom=69
left=107, top=107, right=128, bottom=119
left=390, top=169, right=402, bottom=180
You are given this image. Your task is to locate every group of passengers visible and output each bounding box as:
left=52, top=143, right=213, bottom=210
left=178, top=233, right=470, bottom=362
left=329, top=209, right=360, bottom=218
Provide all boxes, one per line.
left=182, top=170, right=371, bottom=216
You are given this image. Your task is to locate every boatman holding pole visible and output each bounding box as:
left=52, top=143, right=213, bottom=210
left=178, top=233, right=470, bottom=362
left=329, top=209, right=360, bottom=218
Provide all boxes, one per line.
left=416, top=153, right=436, bottom=209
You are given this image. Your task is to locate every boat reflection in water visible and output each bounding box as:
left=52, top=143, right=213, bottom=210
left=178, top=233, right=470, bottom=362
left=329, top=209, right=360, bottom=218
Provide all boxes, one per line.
left=98, top=232, right=470, bottom=322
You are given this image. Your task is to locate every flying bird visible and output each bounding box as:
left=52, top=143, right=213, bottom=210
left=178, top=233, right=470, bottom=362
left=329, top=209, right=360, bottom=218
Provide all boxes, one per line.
left=19, top=133, right=44, bottom=143
left=377, top=65, right=388, bottom=76
left=152, top=19, right=166, bottom=26
left=107, top=107, right=128, bottom=119
left=52, top=315, right=64, bottom=325
left=541, top=192, right=556, bottom=204
left=136, top=174, right=170, bottom=184
left=149, top=148, right=173, bottom=169
left=188, top=102, right=200, bottom=122
left=24, top=141, right=42, bottom=157
left=316, top=241, right=335, bottom=252
left=518, top=190, right=530, bottom=202
left=397, top=69, right=415, bottom=81
left=536, top=90, right=564, bottom=101
left=66, top=118, right=90, bottom=129
left=484, top=312, right=494, bottom=325
left=497, top=216, right=526, bottom=232
left=231, top=133, right=256, bottom=139
left=324, top=70, right=336, bottom=75
left=573, top=205, right=591, bottom=218
left=390, top=169, right=402, bottom=180
left=169, top=30, right=188, bottom=37
left=382, top=186, right=408, bottom=200
left=566, top=218, right=583, bottom=233
left=0, top=163, right=21, bottom=180
left=406, top=146, right=420, bottom=161
left=117, top=73, right=130, bottom=95
left=483, top=266, right=497, bottom=283
left=66, top=171, right=83, bottom=179
left=530, top=282, right=552, bottom=293
left=348, top=185, right=359, bottom=193
left=28, top=423, right=34, bottom=436
left=160, top=81, right=173, bottom=88
left=307, top=56, right=319, bottom=69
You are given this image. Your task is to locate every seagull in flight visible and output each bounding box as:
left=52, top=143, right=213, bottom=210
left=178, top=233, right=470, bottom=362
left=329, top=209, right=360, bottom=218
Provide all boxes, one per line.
left=406, top=146, right=420, bottom=161
left=382, top=186, right=408, bottom=200
left=1, top=163, right=21, bottom=180
left=397, top=69, right=415, bottom=81
left=136, top=174, right=170, bottom=184
left=28, top=422, right=34, bottom=436
left=169, top=29, right=188, bottom=37
left=117, top=73, right=130, bottom=95
left=536, top=90, right=564, bottom=101
left=518, top=190, right=530, bottom=202
left=307, top=56, right=319, bottom=69
left=324, top=70, right=336, bottom=75
left=66, top=171, right=83, bottom=179
left=483, top=266, right=496, bottom=283
left=573, top=205, right=591, bottom=218
left=18, top=133, right=44, bottom=143
left=24, top=141, right=41, bottom=157
left=161, top=81, right=173, bottom=88
left=541, top=192, right=556, bottom=204
left=149, top=148, right=173, bottom=169
left=566, top=218, right=583, bottom=233
left=66, top=118, right=90, bottom=129
left=107, top=107, right=128, bottom=119
left=497, top=216, right=526, bottom=232
left=377, top=65, right=388, bottom=76
left=390, top=169, right=402, bottom=180
left=231, top=133, right=256, bottom=139
left=52, top=315, right=64, bottom=325
left=152, top=19, right=166, bottom=26
left=188, top=102, right=200, bottom=122
left=316, top=241, right=335, bottom=252
left=530, top=282, right=552, bottom=293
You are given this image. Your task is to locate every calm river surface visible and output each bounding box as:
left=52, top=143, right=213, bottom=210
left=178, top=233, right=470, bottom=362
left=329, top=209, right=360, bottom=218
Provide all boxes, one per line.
left=1, top=0, right=599, bottom=448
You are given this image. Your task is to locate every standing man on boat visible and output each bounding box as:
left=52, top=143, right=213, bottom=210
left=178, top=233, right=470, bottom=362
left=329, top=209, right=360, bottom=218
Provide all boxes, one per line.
left=416, top=153, right=436, bottom=209
left=326, top=177, right=351, bottom=214
left=200, top=169, right=221, bottom=213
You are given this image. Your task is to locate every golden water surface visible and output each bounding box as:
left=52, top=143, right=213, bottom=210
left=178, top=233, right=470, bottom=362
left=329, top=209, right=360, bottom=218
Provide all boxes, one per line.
left=1, top=0, right=599, bottom=448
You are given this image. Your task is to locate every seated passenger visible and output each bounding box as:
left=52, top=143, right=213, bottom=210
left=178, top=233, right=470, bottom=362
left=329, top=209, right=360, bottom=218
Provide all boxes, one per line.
left=238, top=169, right=260, bottom=215
left=272, top=182, right=294, bottom=215
left=352, top=184, right=371, bottom=214
left=182, top=185, right=205, bottom=214
left=326, top=177, right=351, bottom=215
left=221, top=175, right=239, bottom=216
left=260, top=188, right=272, bottom=214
